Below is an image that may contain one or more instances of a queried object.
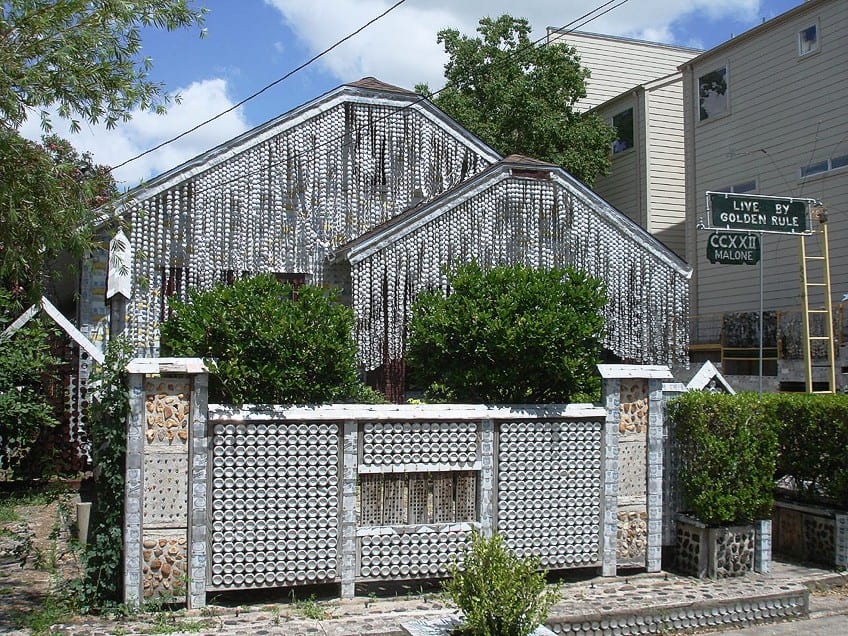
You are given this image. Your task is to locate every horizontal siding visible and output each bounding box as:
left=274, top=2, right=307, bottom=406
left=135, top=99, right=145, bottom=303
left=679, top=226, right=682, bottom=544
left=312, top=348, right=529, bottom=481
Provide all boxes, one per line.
left=646, top=79, right=686, bottom=257
left=550, top=32, right=698, bottom=110
left=688, top=0, right=848, bottom=315
left=593, top=94, right=643, bottom=227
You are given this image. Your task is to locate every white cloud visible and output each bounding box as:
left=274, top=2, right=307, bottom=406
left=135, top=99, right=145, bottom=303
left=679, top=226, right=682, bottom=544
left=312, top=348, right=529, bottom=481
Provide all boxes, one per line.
left=264, top=0, right=766, bottom=92
left=19, top=78, right=251, bottom=190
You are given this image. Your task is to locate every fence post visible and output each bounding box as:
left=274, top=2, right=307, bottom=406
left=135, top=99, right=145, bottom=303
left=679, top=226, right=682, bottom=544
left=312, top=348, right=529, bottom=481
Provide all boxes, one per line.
left=123, top=358, right=209, bottom=609
left=600, top=374, right=620, bottom=576
left=340, top=419, right=358, bottom=598
left=646, top=378, right=665, bottom=573
left=479, top=419, right=495, bottom=537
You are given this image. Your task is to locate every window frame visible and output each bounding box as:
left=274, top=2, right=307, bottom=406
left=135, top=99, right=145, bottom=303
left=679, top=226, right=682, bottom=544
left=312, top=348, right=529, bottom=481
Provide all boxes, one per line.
left=697, top=64, right=730, bottom=123
left=798, top=21, right=820, bottom=57
left=610, top=106, right=635, bottom=155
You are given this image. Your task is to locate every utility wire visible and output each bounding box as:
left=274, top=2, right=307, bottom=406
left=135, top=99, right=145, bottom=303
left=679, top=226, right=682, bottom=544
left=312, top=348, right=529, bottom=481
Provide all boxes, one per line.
left=110, top=0, right=408, bottom=171
left=134, top=0, right=630, bottom=202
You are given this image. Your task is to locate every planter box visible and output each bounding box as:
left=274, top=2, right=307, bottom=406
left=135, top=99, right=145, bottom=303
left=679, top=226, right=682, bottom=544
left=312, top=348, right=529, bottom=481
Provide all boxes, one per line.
left=674, top=514, right=771, bottom=578
left=773, top=499, right=848, bottom=567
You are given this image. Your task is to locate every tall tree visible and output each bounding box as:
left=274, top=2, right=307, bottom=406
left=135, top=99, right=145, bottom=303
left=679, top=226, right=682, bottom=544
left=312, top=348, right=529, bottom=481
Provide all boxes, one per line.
left=0, top=131, right=117, bottom=296
left=0, top=0, right=206, bottom=297
left=0, top=0, right=207, bottom=132
left=417, top=15, right=616, bottom=185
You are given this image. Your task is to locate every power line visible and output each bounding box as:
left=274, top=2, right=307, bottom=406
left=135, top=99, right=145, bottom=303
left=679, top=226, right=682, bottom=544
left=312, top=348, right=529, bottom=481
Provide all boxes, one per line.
left=136, top=0, right=631, bottom=203
left=109, top=0, right=408, bottom=172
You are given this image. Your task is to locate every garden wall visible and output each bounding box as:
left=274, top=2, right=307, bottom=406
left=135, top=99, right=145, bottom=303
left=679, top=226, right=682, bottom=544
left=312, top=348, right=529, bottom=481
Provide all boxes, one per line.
left=123, top=360, right=671, bottom=608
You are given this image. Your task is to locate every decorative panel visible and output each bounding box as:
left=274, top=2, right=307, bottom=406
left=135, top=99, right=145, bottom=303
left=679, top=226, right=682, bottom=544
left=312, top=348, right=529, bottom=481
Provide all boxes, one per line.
left=142, top=533, right=188, bottom=600
left=360, top=421, right=478, bottom=468
left=209, top=421, right=341, bottom=590
left=497, top=419, right=603, bottom=569
left=142, top=455, right=188, bottom=527
left=359, top=529, right=469, bottom=580
left=145, top=379, right=191, bottom=446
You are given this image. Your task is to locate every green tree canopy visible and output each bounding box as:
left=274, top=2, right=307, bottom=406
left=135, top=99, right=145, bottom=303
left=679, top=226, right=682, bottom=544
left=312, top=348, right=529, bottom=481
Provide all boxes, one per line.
left=417, top=15, right=616, bottom=185
left=161, top=274, right=381, bottom=405
left=0, top=0, right=205, bottom=297
left=406, top=262, right=606, bottom=403
left=0, top=131, right=117, bottom=296
left=0, top=0, right=207, bottom=132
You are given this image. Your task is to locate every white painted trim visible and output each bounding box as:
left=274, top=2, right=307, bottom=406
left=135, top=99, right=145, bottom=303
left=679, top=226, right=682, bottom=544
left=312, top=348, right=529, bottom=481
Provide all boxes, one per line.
left=598, top=364, right=673, bottom=379
left=1, top=298, right=104, bottom=365
left=40, top=298, right=105, bottom=365
left=208, top=402, right=605, bottom=422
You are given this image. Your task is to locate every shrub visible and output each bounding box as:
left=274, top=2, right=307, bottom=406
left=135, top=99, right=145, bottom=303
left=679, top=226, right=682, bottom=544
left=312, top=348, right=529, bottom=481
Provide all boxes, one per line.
left=771, top=392, right=848, bottom=507
left=161, top=274, right=370, bottom=404
left=0, top=290, right=61, bottom=478
left=668, top=392, right=779, bottom=525
left=406, top=262, right=605, bottom=403
left=444, top=532, right=559, bottom=636
left=82, top=336, right=134, bottom=608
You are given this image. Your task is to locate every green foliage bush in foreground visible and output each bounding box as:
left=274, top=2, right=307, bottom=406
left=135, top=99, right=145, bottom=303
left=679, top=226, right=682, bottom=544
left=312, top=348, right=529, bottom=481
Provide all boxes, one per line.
left=669, top=391, right=848, bottom=524
left=444, top=532, right=559, bottom=636
left=161, top=274, right=381, bottom=404
left=668, top=392, right=779, bottom=525
left=771, top=392, right=848, bottom=507
left=406, top=262, right=606, bottom=403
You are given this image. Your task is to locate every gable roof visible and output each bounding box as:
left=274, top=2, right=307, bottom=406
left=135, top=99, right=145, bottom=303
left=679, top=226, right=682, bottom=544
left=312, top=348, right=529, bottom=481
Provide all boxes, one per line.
left=332, top=153, right=692, bottom=368
left=106, top=77, right=500, bottom=215
left=331, top=154, right=690, bottom=277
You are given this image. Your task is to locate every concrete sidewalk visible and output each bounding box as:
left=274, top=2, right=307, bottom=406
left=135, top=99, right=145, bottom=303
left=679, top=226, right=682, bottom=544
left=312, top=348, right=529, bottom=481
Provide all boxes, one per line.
left=37, top=560, right=848, bottom=636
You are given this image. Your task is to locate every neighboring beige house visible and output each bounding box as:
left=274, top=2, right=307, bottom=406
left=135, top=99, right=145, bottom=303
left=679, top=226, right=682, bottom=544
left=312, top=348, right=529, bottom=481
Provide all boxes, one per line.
left=546, top=30, right=699, bottom=110
left=681, top=0, right=848, bottom=389
left=545, top=31, right=700, bottom=259
left=591, top=72, right=688, bottom=257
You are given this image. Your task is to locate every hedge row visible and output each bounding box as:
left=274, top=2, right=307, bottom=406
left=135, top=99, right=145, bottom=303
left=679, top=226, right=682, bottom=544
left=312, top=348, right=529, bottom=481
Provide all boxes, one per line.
left=667, top=391, right=848, bottom=525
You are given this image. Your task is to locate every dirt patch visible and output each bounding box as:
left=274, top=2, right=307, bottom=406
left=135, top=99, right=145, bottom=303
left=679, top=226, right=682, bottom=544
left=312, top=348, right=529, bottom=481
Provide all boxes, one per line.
left=0, top=491, right=83, bottom=632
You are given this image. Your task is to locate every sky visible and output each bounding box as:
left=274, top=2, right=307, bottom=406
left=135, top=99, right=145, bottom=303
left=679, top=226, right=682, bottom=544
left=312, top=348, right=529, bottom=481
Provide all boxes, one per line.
left=20, top=0, right=803, bottom=190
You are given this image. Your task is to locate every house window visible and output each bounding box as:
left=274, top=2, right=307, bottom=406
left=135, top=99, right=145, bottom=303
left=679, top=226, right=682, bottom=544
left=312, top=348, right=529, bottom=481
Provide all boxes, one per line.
left=359, top=471, right=478, bottom=526
left=798, top=23, right=819, bottom=56
left=611, top=107, right=634, bottom=154
left=800, top=154, right=848, bottom=178
left=718, top=180, right=757, bottom=194
left=698, top=66, right=728, bottom=121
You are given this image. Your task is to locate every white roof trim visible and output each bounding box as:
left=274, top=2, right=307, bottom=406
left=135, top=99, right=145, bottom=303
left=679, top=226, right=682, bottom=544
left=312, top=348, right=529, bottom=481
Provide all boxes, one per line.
left=1, top=297, right=104, bottom=365
left=686, top=361, right=736, bottom=394
left=105, top=84, right=499, bottom=217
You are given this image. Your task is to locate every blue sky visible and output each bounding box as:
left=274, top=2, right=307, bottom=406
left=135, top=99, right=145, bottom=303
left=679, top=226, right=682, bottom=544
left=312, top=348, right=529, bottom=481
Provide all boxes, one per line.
left=21, top=0, right=803, bottom=188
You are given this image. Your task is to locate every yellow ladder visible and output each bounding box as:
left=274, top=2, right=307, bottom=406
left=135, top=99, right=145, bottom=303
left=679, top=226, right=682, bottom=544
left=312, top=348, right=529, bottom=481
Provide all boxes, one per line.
left=799, top=206, right=836, bottom=393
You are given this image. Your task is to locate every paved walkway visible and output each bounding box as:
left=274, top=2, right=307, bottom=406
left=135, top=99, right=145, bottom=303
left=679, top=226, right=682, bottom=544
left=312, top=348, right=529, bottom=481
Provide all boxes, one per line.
left=18, top=561, right=848, bottom=635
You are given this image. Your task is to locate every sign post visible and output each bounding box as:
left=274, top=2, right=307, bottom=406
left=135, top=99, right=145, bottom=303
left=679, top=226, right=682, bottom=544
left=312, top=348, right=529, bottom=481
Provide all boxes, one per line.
left=702, top=192, right=817, bottom=392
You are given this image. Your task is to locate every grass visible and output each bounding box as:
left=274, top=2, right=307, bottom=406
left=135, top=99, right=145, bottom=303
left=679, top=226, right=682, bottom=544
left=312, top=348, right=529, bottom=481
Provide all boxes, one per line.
left=293, top=594, right=332, bottom=620
left=13, top=597, right=75, bottom=636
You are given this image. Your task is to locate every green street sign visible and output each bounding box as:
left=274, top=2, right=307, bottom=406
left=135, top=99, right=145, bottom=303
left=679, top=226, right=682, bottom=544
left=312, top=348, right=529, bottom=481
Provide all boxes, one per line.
left=707, top=232, right=760, bottom=265
left=707, top=192, right=811, bottom=234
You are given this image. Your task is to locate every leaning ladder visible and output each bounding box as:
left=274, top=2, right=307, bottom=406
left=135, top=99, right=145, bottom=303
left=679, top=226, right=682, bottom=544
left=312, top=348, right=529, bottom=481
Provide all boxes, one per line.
left=799, top=208, right=836, bottom=393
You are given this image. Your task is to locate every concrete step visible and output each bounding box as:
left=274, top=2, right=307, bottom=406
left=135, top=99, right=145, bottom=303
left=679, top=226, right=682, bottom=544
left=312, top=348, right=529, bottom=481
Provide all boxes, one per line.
left=547, top=573, right=809, bottom=635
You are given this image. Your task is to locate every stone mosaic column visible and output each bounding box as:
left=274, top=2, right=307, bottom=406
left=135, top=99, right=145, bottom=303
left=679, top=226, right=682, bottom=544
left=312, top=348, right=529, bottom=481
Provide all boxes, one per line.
left=123, top=358, right=209, bottom=609
left=599, top=365, right=672, bottom=576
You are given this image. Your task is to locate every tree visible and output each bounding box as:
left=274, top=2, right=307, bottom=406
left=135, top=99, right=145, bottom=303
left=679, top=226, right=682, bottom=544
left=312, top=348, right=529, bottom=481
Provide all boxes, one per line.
left=406, top=262, right=606, bottom=403
left=416, top=15, right=616, bottom=185
left=0, top=0, right=207, bottom=132
left=160, top=274, right=381, bottom=404
left=0, top=0, right=205, bottom=297
left=0, top=131, right=117, bottom=297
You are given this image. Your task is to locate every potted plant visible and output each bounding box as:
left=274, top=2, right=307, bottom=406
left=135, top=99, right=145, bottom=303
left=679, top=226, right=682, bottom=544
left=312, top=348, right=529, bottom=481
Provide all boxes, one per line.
left=668, top=392, right=778, bottom=578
